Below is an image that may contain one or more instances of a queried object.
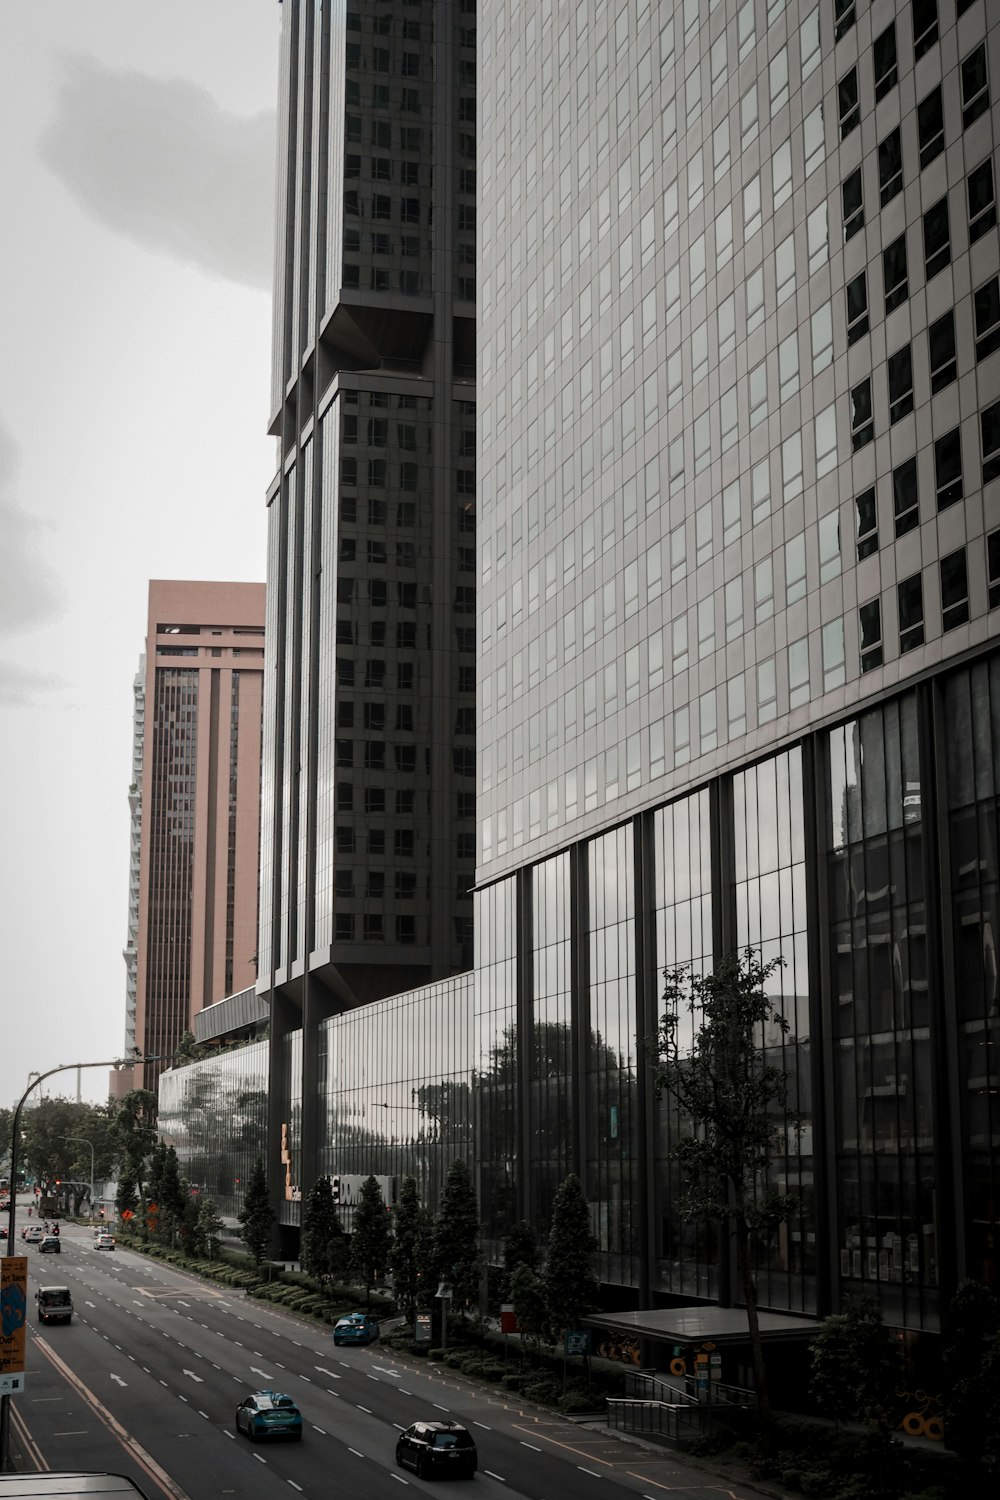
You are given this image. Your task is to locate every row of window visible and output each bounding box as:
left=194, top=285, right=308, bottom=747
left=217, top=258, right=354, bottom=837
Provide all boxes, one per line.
left=337, top=499, right=475, bottom=535
left=330, top=658, right=475, bottom=695
left=849, top=277, right=999, bottom=449
left=839, top=37, right=989, bottom=150
left=836, top=0, right=980, bottom=55
left=334, top=811, right=474, bottom=859
left=859, top=543, right=977, bottom=672
left=330, top=913, right=472, bottom=945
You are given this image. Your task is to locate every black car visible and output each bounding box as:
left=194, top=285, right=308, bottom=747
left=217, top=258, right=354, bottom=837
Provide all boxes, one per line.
left=395, top=1421, right=477, bottom=1480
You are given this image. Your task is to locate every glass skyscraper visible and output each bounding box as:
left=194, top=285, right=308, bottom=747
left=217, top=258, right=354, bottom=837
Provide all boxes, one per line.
left=474, top=0, right=1000, bottom=1336
left=260, top=0, right=478, bottom=1217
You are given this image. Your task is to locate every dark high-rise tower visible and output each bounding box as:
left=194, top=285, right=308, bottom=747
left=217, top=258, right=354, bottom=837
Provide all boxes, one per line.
left=261, top=0, right=477, bottom=1208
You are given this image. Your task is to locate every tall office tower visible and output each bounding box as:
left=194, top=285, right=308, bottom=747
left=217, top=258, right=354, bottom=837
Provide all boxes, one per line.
left=128, top=580, right=266, bottom=1091
left=476, top=0, right=1000, bottom=1342
left=112, top=660, right=146, bottom=1102
left=261, top=0, right=477, bottom=1205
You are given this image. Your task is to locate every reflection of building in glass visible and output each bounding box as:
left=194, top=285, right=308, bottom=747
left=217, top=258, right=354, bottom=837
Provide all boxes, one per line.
left=159, top=1041, right=269, bottom=1224
left=260, top=0, right=477, bottom=1223
left=126, top=581, right=265, bottom=1094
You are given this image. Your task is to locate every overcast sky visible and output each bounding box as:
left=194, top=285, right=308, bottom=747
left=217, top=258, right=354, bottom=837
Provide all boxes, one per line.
left=0, top=3, right=281, bottom=1110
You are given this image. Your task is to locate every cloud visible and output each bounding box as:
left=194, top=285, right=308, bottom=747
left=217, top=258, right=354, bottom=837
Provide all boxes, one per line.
left=0, top=422, right=65, bottom=643
left=40, top=53, right=276, bottom=291
left=0, top=659, right=67, bottom=709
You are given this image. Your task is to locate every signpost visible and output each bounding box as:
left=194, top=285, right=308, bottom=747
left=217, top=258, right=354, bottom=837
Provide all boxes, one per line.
left=0, top=1257, right=27, bottom=1415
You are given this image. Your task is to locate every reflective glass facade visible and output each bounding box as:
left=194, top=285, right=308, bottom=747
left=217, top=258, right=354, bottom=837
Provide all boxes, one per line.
left=159, top=1042, right=269, bottom=1224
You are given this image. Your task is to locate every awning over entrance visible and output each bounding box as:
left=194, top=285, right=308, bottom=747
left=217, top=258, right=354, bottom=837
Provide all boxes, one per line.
left=584, top=1307, right=818, bottom=1344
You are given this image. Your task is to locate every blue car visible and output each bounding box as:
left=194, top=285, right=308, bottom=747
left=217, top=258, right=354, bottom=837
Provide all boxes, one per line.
left=235, top=1390, right=303, bottom=1442
left=333, top=1312, right=380, bottom=1346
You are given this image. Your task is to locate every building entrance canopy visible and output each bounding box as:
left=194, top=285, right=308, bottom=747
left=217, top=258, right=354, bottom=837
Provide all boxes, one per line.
left=584, top=1307, right=818, bottom=1346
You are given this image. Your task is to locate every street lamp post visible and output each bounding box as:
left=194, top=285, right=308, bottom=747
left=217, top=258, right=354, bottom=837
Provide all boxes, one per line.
left=1, top=1053, right=146, bottom=1472
left=62, top=1136, right=96, bottom=1221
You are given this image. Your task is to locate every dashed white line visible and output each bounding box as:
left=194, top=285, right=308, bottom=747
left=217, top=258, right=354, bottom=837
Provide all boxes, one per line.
left=578, top=1466, right=601, bottom=1477
left=433, top=1403, right=450, bottom=1412
left=288, top=1484, right=303, bottom=1493
left=348, top=1448, right=364, bottom=1459
left=178, top=1395, right=188, bottom=1404
left=198, top=1410, right=210, bottom=1420
left=473, top=1421, right=491, bottom=1430
left=483, top=1472, right=506, bottom=1483
left=390, top=1475, right=409, bottom=1485
left=300, top=1375, right=311, bottom=1383
left=521, top=1442, right=541, bottom=1451
left=252, top=1453, right=267, bottom=1464
left=224, top=1431, right=235, bottom=1441
left=357, top=1405, right=372, bottom=1415
left=312, top=1425, right=326, bottom=1435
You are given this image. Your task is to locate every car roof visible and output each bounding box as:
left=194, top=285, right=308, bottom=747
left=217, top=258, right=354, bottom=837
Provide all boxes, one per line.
left=249, top=1390, right=296, bottom=1406
left=412, top=1422, right=470, bottom=1434
left=38, top=1285, right=71, bottom=1293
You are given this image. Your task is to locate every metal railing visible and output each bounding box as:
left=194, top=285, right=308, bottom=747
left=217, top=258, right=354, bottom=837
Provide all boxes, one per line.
left=606, top=1398, right=706, bottom=1443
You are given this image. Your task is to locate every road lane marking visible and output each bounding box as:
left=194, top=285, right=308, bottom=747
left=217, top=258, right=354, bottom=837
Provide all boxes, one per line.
left=357, top=1405, right=372, bottom=1414
left=484, top=1472, right=506, bottom=1483
left=578, top=1467, right=601, bottom=1478
left=110, top=1375, right=127, bottom=1387
left=521, top=1442, right=542, bottom=1451
left=349, top=1448, right=364, bottom=1458
left=474, top=1421, right=491, bottom=1429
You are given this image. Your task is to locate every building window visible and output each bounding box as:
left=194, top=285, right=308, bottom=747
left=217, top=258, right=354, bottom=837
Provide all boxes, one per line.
left=879, top=128, right=903, bottom=205
left=893, top=456, right=919, bottom=536
left=912, top=0, right=938, bottom=60
left=923, top=197, right=950, bottom=280
left=835, top=0, right=856, bottom=42
left=935, top=427, right=964, bottom=509
left=917, top=86, right=944, bottom=168
left=888, top=346, right=914, bottom=424
left=874, top=23, right=898, bottom=101
left=334, top=913, right=354, bottom=942
left=969, top=158, right=997, bottom=243
left=983, top=401, right=1000, bottom=483
left=898, top=573, right=925, bottom=653
left=859, top=599, right=883, bottom=672
left=856, top=486, right=878, bottom=559
left=843, top=167, right=864, bottom=240
left=928, top=311, right=957, bottom=393
left=940, top=549, right=970, bottom=631
left=838, top=68, right=860, bottom=139
left=883, top=234, right=908, bottom=313
left=988, top=530, right=1000, bottom=608
left=851, top=378, right=874, bottom=450
left=847, top=272, right=869, bottom=344
left=962, top=44, right=990, bottom=129
left=974, top=277, right=1000, bottom=361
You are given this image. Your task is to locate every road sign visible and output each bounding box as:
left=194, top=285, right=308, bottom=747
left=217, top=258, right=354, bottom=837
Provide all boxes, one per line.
left=0, top=1257, right=28, bottom=1377
left=0, top=1373, right=25, bottom=1395
left=565, top=1329, right=589, bottom=1356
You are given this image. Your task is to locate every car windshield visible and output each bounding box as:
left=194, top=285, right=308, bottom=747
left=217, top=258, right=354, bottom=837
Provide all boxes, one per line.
left=38, top=1290, right=69, bottom=1306
left=257, top=1394, right=295, bottom=1410
left=433, top=1432, right=472, bottom=1448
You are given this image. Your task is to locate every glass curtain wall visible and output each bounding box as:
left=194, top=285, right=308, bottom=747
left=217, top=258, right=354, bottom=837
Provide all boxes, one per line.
left=279, top=1028, right=303, bottom=1227
left=733, top=751, right=815, bottom=1313
left=529, top=855, right=572, bottom=1233
left=316, top=976, right=473, bottom=1229
left=474, top=876, right=518, bottom=1254
left=651, top=791, right=715, bottom=1297
left=587, top=827, right=639, bottom=1288
left=942, top=661, right=1000, bottom=1288
left=826, top=697, right=936, bottom=1329
left=158, top=1042, right=269, bottom=1224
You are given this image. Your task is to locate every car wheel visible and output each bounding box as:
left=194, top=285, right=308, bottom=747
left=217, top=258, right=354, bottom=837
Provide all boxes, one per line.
left=417, top=1453, right=430, bottom=1481
left=235, top=1417, right=242, bottom=1435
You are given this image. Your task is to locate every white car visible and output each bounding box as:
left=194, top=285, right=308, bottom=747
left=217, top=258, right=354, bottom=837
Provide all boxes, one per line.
left=94, top=1233, right=116, bottom=1251
left=22, top=1225, right=44, bottom=1243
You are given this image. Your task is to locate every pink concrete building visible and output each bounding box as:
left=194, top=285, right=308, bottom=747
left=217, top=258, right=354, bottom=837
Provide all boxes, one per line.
left=125, top=580, right=265, bottom=1092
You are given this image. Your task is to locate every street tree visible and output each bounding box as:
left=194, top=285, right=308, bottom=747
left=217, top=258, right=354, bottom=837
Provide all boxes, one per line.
left=810, top=1294, right=904, bottom=1433
left=145, top=1142, right=168, bottom=1240
left=196, top=1197, right=226, bottom=1261
left=942, top=1279, right=1000, bottom=1468
left=510, top=1263, right=549, bottom=1349
left=414, top=1203, right=437, bottom=1311
left=542, top=1173, right=598, bottom=1346
left=112, top=1089, right=158, bottom=1211
left=655, top=949, right=795, bottom=1420
left=388, top=1175, right=423, bottom=1319
left=159, top=1147, right=187, bottom=1247
left=237, top=1156, right=275, bottom=1267
left=432, top=1158, right=481, bottom=1312
left=351, top=1174, right=391, bottom=1304
left=301, top=1176, right=348, bottom=1298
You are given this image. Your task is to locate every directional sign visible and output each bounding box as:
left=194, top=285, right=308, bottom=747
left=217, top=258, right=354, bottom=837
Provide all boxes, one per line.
left=0, top=1372, right=26, bottom=1395
left=0, top=1257, right=28, bottom=1377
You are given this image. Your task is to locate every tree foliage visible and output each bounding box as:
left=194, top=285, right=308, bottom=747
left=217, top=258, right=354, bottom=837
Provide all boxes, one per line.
left=389, top=1176, right=424, bottom=1318
left=542, top=1174, right=598, bottom=1340
left=159, top=1146, right=187, bottom=1245
left=112, top=1089, right=158, bottom=1209
left=301, top=1176, right=348, bottom=1297
left=656, top=949, right=795, bottom=1419
left=510, top=1264, right=548, bottom=1347
left=809, top=1294, right=904, bottom=1433
left=196, top=1197, right=225, bottom=1261
left=941, top=1279, right=1000, bottom=1467
left=432, top=1158, right=482, bottom=1311
left=351, top=1174, right=391, bottom=1303
left=237, top=1155, right=275, bottom=1267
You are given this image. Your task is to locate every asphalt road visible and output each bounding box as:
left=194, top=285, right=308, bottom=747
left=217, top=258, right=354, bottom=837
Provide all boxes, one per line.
left=9, top=1215, right=759, bottom=1500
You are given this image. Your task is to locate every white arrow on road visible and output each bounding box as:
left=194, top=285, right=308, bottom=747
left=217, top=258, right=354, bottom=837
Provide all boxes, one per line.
left=372, top=1365, right=401, bottom=1378
left=250, top=1367, right=273, bottom=1381
left=110, top=1375, right=127, bottom=1387
left=182, top=1370, right=205, bottom=1383
left=314, top=1367, right=341, bottom=1379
